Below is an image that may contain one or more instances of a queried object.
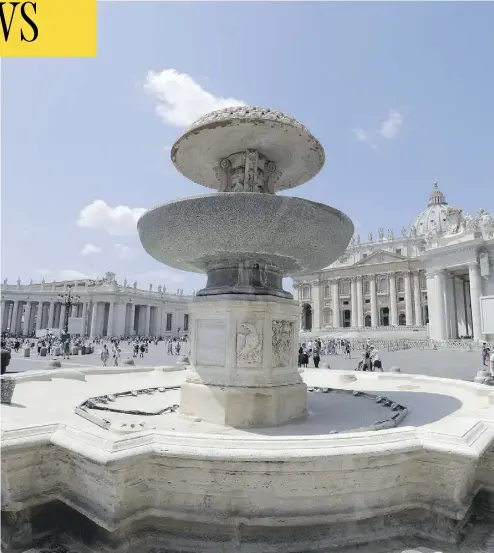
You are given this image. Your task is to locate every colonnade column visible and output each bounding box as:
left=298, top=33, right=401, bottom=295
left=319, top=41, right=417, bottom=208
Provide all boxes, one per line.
left=356, top=276, right=364, bottom=327
left=81, top=302, right=88, bottom=336
left=370, top=276, right=377, bottom=327
left=143, top=305, right=151, bottom=336
left=23, top=302, right=32, bottom=336
left=36, top=303, right=43, bottom=332
left=129, top=304, right=136, bottom=336
left=60, top=305, right=67, bottom=330
left=468, top=262, right=483, bottom=341
left=47, top=302, right=55, bottom=329
left=413, top=273, right=423, bottom=326
left=404, top=271, right=413, bottom=326
left=90, top=302, right=98, bottom=337
left=350, top=277, right=358, bottom=327
left=331, top=280, right=340, bottom=328
left=434, top=270, right=447, bottom=341
left=10, top=301, right=19, bottom=333
left=389, top=273, right=398, bottom=326
left=1, top=301, right=8, bottom=331
left=107, top=302, right=115, bottom=337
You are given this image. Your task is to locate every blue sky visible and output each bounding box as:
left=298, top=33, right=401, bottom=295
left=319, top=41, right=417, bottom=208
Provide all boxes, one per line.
left=2, top=2, right=493, bottom=293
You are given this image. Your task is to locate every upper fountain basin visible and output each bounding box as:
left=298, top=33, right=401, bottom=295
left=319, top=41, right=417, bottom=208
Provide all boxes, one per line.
left=171, top=106, right=325, bottom=193
left=137, top=193, right=353, bottom=275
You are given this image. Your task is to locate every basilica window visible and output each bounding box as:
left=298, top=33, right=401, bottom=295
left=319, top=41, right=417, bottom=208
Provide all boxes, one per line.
left=397, top=277, right=404, bottom=293
left=340, top=281, right=350, bottom=295
left=378, top=277, right=388, bottom=292
left=302, top=286, right=311, bottom=300
left=166, top=313, right=173, bottom=332
left=363, top=280, right=370, bottom=295
left=324, top=284, right=330, bottom=298
left=395, top=248, right=402, bottom=256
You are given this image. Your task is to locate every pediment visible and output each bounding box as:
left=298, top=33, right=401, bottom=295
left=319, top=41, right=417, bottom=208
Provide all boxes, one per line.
left=354, top=249, right=406, bottom=267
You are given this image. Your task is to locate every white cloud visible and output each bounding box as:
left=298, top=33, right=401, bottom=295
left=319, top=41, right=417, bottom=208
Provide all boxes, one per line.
left=77, top=200, right=147, bottom=236
left=352, top=109, right=404, bottom=149
left=81, top=243, right=102, bottom=256
left=144, top=68, right=246, bottom=127
left=352, top=128, right=370, bottom=142
left=115, top=243, right=132, bottom=260
left=379, top=109, right=403, bottom=139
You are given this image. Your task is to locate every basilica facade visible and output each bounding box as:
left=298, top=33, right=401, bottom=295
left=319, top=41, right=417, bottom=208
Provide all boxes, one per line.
left=0, top=272, right=191, bottom=338
left=294, top=183, right=494, bottom=342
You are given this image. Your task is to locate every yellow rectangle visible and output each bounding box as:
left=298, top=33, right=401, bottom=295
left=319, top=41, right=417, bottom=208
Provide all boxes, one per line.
left=0, top=0, right=97, bottom=57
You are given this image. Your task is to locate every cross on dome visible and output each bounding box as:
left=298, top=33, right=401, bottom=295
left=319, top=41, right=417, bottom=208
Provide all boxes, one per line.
left=427, top=180, right=447, bottom=207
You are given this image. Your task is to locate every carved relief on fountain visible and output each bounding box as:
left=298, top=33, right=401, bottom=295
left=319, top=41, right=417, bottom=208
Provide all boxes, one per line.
left=236, top=320, right=263, bottom=366
left=215, top=149, right=278, bottom=193
left=272, top=320, right=294, bottom=368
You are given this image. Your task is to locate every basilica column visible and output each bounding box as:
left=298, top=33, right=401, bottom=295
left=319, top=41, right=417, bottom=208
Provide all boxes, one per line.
left=468, top=262, right=483, bottom=341
left=311, top=281, right=321, bottom=330
left=413, top=273, right=423, bottom=326
left=81, top=302, right=88, bottom=336
left=90, top=302, right=98, bottom=337
left=370, top=275, right=378, bottom=327
left=23, top=302, right=32, bottom=336
left=446, top=274, right=458, bottom=339
left=331, top=280, right=340, bottom=328
left=107, top=302, right=115, bottom=337
left=389, top=273, right=398, bottom=326
left=350, top=277, right=358, bottom=327
left=434, top=270, right=447, bottom=341
left=356, top=276, right=364, bottom=327
left=47, top=302, right=55, bottom=329
left=404, top=271, right=413, bottom=326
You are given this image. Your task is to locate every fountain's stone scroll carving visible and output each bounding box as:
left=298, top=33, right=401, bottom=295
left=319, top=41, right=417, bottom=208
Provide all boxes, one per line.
left=272, top=320, right=294, bottom=367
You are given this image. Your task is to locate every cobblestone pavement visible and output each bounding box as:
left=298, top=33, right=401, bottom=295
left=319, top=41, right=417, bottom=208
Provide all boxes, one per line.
left=5, top=343, right=487, bottom=382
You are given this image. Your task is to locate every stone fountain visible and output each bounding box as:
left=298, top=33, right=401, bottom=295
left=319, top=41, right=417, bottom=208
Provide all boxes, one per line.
left=138, top=106, right=353, bottom=427
left=2, top=108, right=494, bottom=553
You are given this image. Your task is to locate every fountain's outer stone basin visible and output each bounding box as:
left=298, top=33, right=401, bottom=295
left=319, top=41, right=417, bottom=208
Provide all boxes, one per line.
left=180, top=295, right=307, bottom=427
left=137, top=193, right=354, bottom=277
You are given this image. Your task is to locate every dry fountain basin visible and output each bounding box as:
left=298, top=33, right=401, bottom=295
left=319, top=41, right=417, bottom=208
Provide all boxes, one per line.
left=2, top=367, right=494, bottom=552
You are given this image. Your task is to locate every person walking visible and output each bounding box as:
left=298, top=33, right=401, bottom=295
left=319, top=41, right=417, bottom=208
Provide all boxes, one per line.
left=101, top=345, right=109, bottom=367
left=482, top=343, right=490, bottom=366
left=113, top=347, right=121, bottom=367
left=312, top=340, right=321, bottom=368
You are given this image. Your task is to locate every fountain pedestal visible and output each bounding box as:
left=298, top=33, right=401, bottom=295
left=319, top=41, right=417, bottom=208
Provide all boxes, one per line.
left=180, top=295, right=307, bottom=427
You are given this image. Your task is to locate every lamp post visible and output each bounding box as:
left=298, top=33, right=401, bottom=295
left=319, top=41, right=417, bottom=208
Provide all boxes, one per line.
left=58, top=285, right=82, bottom=333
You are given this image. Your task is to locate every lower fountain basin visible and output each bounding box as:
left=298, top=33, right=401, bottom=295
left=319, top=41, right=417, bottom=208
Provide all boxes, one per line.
left=137, top=193, right=353, bottom=281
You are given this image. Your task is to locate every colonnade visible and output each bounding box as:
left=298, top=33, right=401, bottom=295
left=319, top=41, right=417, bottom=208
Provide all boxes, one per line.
left=425, top=262, right=483, bottom=341
left=1, top=299, right=189, bottom=338
left=298, top=271, right=426, bottom=331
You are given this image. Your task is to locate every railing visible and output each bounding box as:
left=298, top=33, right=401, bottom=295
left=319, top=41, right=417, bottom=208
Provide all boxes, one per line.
left=302, top=325, right=427, bottom=333
left=300, top=335, right=491, bottom=352
left=0, top=283, right=192, bottom=299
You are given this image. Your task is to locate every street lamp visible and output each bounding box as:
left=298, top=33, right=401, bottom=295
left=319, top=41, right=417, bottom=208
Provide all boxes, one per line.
left=58, top=285, right=82, bottom=333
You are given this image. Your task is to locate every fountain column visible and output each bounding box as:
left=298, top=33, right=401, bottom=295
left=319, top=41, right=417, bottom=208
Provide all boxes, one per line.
left=138, top=107, right=353, bottom=427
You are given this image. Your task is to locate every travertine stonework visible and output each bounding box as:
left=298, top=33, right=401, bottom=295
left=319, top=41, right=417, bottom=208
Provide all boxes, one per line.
left=2, top=368, right=494, bottom=552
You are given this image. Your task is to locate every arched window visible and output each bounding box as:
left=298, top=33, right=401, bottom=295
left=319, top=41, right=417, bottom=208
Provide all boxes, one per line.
left=398, top=313, right=406, bottom=326
left=340, top=281, right=350, bottom=295
left=378, top=276, right=387, bottom=292
left=397, top=278, right=404, bottom=293
left=363, top=280, right=370, bottom=295
left=324, top=284, right=331, bottom=298
left=364, top=314, right=372, bottom=327
left=302, top=286, right=311, bottom=300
